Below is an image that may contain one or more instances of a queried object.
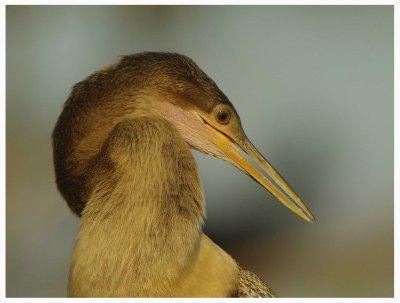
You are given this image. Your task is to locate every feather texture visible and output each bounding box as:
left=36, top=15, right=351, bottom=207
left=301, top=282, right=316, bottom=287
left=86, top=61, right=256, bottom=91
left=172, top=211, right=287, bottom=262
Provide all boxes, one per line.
left=236, top=264, right=276, bottom=298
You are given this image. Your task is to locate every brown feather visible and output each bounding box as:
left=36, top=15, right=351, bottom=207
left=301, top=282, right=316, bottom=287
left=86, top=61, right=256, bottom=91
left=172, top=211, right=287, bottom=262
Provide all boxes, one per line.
left=236, top=264, right=277, bottom=298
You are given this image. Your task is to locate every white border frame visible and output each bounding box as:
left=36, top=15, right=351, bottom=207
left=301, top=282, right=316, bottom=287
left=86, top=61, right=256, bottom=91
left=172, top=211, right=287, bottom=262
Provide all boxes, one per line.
left=1, top=1, right=397, bottom=301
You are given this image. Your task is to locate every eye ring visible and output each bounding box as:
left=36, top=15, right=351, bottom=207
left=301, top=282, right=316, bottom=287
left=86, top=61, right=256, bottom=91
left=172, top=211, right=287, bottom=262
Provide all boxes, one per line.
left=215, top=109, right=231, bottom=125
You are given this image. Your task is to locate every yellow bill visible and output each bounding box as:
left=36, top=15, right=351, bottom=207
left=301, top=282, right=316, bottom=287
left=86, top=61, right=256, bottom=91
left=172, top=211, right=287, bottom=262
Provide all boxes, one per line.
left=209, top=124, right=315, bottom=223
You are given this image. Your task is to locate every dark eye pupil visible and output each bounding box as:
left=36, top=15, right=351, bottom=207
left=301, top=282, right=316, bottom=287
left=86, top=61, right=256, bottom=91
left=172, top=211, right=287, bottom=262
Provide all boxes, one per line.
left=217, top=110, right=230, bottom=124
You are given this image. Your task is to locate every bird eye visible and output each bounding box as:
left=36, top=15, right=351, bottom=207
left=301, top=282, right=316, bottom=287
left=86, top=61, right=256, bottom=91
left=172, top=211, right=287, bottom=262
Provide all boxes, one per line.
left=216, top=109, right=231, bottom=125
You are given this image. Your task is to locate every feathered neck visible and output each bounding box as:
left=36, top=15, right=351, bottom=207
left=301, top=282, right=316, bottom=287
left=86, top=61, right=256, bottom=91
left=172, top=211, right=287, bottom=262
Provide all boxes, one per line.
left=68, top=116, right=206, bottom=297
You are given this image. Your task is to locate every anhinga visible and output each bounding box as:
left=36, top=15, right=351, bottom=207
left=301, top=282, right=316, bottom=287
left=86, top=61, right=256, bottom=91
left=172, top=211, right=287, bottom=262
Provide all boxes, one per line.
left=52, top=52, right=314, bottom=297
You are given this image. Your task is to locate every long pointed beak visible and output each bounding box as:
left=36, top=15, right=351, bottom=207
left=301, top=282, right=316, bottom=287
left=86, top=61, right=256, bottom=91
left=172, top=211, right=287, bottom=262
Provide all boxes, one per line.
left=168, top=105, right=315, bottom=223
left=213, top=130, right=315, bottom=223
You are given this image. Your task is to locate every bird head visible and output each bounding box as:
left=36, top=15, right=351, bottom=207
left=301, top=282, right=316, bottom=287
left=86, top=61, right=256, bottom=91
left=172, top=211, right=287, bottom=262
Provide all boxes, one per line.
left=126, top=52, right=315, bottom=223
left=54, top=52, right=314, bottom=222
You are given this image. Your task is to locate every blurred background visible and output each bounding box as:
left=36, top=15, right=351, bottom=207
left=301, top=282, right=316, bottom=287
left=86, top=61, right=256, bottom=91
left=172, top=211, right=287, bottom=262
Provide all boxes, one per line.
left=6, top=5, right=393, bottom=297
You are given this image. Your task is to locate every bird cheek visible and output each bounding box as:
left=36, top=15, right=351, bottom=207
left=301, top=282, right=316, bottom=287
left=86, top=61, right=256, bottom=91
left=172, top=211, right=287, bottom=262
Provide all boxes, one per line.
left=179, top=123, right=226, bottom=159
left=155, top=101, right=225, bottom=157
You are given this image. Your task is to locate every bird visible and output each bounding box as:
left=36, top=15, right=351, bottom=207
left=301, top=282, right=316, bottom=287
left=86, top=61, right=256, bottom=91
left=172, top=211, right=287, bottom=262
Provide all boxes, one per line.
left=52, top=52, right=315, bottom=297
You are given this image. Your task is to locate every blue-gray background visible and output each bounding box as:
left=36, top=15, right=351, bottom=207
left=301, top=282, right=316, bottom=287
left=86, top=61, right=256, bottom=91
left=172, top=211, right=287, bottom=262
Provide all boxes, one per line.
left=6, top=5, right=393, bottom=297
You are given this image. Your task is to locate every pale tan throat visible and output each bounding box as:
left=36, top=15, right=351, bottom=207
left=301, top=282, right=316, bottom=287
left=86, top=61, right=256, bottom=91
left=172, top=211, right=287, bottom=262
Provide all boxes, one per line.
left=173, top=235, right=276, bottom=298
left=172, top=234, right=238, bottom=297
left=69, top=232, right=239, bottom=297
left=69, top=230, right=274, bottom=298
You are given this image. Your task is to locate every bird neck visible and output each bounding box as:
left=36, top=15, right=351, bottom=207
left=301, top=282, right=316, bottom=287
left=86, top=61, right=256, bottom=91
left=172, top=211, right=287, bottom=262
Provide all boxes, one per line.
left=69, top=116, right=209, bottom=296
